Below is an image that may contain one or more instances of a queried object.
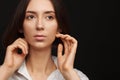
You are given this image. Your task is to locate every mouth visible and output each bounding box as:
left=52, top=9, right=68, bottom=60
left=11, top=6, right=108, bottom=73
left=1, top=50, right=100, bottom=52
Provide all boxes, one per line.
left=34, top=35, right=46, bottom=41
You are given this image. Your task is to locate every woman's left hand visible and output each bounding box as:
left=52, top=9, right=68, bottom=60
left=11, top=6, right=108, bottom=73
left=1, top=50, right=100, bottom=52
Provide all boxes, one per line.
left=56, top=33, right=80, bottom=80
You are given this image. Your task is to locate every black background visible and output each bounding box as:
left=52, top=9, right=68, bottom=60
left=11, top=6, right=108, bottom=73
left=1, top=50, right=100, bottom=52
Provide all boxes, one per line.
left=0, top=0, right=118, bottom=80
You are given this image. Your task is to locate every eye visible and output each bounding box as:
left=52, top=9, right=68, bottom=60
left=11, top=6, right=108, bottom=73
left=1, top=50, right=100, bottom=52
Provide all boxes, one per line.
left=25, top=15, right=35, bottom=20
left=46, top=16, right=54, bottom=20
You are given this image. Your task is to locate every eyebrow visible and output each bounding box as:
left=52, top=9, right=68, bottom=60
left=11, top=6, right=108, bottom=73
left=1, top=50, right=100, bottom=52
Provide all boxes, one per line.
left=26, top=11, right=55, bottom=14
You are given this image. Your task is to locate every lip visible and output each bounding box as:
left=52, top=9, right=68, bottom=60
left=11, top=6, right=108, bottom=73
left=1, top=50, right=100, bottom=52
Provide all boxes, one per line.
left=34, top=35, right=46, bottom=41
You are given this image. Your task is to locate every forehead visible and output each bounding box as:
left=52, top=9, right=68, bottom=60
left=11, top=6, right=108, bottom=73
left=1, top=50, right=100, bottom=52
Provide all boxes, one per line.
left=26, top=0, right=54, bottom=12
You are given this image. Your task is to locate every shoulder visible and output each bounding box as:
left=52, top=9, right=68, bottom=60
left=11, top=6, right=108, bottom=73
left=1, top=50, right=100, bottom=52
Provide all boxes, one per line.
left=74, top=68, right=89, bottom=80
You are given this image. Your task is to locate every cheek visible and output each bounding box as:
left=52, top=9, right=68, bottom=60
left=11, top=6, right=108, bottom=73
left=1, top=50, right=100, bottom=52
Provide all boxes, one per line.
left=45, top=22, right=58, bottom=41
left=48, top=26, right=58, bottom=43
left=45, top=21, right=58, bottom=33
left=23, top=21, right=34, bottom=40
left=23, top=21, right=35, bottom=32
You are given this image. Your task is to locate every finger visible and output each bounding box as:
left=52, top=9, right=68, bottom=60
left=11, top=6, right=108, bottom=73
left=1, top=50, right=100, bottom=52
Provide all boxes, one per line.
left=65, top=35, right=72, bottom=50
left=63, top=35, right=71, bottom=56
left=56, top=34, right=67, bottom=38
left=56, top=34, right=71, bottom=56
left=56, top=34, right=78, bottom=56
left=68, top=36, right=78, bottom=57
left=5, top=44, right=26, bottom=65
left=16, top=38, right=28, bottom=54
left=15, top=44, right=26, bottom=55
left=16, top=41, right=28, bottom=54
left=5, top=45, right=14, bottom=64
left=57, top=43, right=63, bottom=58
left=61, top=37, right=69, bottom=57
left=61, top=34, right=78, bottom=57
left=56, top=33, right=64, bottom=38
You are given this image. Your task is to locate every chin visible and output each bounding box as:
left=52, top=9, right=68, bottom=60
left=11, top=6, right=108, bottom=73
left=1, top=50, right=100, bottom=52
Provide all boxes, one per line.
left=32, top=43, right=50, bottom=49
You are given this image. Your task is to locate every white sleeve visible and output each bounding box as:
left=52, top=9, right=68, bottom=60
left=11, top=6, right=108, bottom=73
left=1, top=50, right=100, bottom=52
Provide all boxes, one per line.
left=74, top=68, right=89, bottom=80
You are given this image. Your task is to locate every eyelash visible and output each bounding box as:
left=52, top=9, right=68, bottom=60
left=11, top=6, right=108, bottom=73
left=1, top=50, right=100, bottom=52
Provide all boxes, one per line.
left=46, top=15, right=55, bottom=20
left=25, top=15, right=35, bottom=20
left=25, top=14, right=55, bottom=21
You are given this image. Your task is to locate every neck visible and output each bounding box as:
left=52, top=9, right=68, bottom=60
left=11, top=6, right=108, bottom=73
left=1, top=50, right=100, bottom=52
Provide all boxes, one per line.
left=26, top=46, right=56, bottom=75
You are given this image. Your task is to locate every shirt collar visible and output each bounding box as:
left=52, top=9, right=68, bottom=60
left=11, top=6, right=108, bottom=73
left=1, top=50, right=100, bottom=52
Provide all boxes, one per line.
left=17, top=61, right=32, bottom=79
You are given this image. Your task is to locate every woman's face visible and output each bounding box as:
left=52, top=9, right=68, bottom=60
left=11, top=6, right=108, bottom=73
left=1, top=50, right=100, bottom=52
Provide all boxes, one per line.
left=23, top=0, right=58, bottom=49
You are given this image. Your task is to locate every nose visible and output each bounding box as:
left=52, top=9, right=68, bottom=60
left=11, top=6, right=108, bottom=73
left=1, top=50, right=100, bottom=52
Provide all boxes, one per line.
left=36, top=19, right=44, bottom=30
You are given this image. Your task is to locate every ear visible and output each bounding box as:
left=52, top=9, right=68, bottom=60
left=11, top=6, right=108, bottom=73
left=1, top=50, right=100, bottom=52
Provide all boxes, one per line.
left=19, top=29, right=23, bottom=33
left=18, top=29, right=24, bottom=38
left=57, top=28, right=62, bottom=33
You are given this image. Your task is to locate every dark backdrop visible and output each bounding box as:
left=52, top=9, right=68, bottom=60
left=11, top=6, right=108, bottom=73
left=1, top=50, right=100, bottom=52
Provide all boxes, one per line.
left=0, top=0, right=118, bottom=80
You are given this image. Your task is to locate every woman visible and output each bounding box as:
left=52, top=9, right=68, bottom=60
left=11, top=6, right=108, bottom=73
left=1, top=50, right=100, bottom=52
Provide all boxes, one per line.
left=0, top=0, right=89, bottom=80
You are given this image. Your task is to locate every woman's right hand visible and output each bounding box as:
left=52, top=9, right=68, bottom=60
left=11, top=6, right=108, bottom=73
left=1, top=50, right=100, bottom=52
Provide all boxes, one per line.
left=0, top=38, right=28, bottom=78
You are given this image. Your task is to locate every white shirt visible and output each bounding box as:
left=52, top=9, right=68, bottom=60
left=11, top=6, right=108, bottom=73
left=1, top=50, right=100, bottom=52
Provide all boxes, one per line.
left=8, top=56, right=89, bottom=80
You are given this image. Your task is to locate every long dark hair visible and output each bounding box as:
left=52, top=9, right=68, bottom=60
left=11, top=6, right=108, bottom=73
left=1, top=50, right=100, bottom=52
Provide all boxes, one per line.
left=1, top=0, right=70, bottom=64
